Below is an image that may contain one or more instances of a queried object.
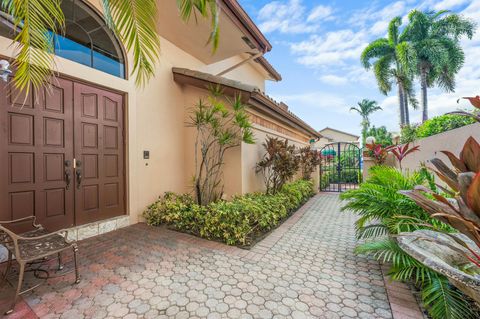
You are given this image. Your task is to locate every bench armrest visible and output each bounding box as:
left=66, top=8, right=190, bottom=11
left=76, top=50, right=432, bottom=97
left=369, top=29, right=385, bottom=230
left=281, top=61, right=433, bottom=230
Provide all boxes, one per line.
left=17, top=229, right=71, bottom=242
left=0, top=216, right=41, bottom=228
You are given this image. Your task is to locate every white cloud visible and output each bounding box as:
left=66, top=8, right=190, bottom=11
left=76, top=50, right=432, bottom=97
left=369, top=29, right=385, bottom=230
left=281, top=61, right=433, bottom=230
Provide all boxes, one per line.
left=432, top=0, right=471, bottom=10
left=272, top=91, right=350, bottom=113
left=257, top=0, right=334, bottom=34
left=290, top=29, right=368, bottom=67
left=307, top=5, right=334, bottom=22
left=259, top=0, right=479, bottom=131
left=319, top=74, right=348, bottom=85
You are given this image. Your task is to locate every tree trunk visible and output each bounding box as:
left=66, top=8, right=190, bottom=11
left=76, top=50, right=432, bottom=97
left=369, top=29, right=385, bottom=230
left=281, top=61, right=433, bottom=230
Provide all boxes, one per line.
left=362, top=122, right=368, bottom=146
left=397, top=83, right=405, bottom=127
left=421, top=67, right=428, bottom=122
left=403, top=85, right=410, bottom=125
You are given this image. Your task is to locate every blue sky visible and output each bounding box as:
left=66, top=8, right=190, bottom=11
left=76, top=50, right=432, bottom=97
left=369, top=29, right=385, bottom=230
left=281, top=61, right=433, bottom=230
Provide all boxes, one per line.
left=238, top=0, right=480, bottom=136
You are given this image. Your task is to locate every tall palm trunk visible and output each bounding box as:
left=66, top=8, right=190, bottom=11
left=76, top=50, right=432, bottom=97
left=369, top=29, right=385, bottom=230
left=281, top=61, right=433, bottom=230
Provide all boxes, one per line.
left=361, top=120, right=368, bottom=146
left=420, top=66, right=429, bottom=122
left=403, top=86, right=410, bottom=125
left=397, top=82, right=405, bottom=127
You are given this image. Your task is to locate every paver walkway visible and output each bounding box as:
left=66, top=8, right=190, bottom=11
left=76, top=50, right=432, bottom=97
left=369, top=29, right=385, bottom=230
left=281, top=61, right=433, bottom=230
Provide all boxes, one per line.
left=1, top=194, right=394, bottom=318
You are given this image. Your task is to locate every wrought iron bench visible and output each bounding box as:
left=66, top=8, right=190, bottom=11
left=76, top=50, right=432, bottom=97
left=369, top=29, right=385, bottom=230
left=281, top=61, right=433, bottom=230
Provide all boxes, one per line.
left=0, top=216, right=80, bottom=314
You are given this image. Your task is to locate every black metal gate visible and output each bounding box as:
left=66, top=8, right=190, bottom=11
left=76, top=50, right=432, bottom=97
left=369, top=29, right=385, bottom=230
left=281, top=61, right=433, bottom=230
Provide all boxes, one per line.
left=319, top=142, right=362, bottom=192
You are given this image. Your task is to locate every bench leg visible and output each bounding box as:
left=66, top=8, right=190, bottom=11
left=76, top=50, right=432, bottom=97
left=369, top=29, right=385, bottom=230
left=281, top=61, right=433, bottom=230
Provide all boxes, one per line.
left=57, top=252, right=63, bottom=270
left=5, top=262, right=25, bottom=315
left=73, top=245, right=80, bottom=284
left=1, top=250, right=12, bottom=285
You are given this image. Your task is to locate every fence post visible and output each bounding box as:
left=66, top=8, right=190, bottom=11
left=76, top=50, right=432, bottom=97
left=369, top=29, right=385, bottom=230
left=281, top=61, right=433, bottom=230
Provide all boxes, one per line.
left=362, top=156, right=376, bottom=181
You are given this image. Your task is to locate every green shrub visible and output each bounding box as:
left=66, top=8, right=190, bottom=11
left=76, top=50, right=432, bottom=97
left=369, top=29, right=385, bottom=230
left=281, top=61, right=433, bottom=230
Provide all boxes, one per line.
left=328, top=170, right=361, bottom=183
left=400, top=124, right=419, bottom=144
left=320, top=172, right=330, bottom=190
left=416, top=114, right=475, bottom=139
left=365, top=125, right=394, bottom=147
left=340, top=166, right=472, bottom=319
left=400, top=114, right=476, bottom=143
left=143, top=180, right=314, bottom=246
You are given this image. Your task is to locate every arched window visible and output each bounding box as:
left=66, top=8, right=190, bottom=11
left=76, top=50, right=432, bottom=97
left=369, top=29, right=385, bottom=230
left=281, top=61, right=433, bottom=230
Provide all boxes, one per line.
left=0, top=0, right=126, bottom=79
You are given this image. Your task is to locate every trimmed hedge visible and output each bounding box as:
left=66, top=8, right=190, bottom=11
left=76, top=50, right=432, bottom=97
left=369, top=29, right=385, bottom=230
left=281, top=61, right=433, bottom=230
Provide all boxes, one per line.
left=417, top=114, right=475, bottom=138
left=401, top=114, right=475, bottom=143
left=143, top=180, right=314, bottom=246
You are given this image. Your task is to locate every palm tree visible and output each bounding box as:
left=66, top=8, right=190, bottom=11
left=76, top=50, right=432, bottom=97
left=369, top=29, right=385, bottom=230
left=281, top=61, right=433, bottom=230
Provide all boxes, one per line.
left=361, top=17, right=417, bottom=128
left=0, top=0, right=219, bottom=93
left=350, top=99, right=382, bottom=145
left=402, top=10, right=475, bottom=122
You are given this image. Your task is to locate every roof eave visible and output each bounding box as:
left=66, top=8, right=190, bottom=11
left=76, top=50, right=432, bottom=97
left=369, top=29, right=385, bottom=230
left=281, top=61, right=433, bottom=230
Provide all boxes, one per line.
left=220, top=0, right=272, bottom=53
left=255, top=56, right=282, bottom=81
left=172, top=68, right=320, bottom=139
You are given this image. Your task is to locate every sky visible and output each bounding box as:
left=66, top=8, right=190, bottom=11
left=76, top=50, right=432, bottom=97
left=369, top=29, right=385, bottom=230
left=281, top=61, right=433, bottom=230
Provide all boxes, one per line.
left=238, top=0, right=480, bottom=136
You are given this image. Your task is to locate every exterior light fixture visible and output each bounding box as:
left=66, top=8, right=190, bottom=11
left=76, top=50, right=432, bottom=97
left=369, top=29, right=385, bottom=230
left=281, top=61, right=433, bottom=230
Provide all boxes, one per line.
left=365, top=136, right=376, bottom=145
left=0, top=60, right=12, bottom=82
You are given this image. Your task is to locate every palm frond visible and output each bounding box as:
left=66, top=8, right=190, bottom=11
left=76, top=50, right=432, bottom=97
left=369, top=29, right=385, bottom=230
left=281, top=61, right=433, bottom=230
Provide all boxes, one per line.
left=422, top=275, right=476, bottom=319
left=4, top=0, right=65, bottom=94
left=373, top=56, right=394, bottom=94
left=360, top=38, right=392, bottom=69
left=356, top=224, right=388, bottom=239
left=177, top=0, right=219, bottom=51
left=103, top=0, right=160, bottom=86
left=387, top=16, right=402, bottom=46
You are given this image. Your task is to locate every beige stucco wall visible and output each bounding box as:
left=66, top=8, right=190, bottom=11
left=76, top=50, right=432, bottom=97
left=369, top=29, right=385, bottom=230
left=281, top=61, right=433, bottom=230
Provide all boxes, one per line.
left=180, top=85, right=244, bottom=199
left=201, top=55, right=267, bottom=91
left=0, top=32, right=205, bottom=225
left=242, top=122, right=315, bottom=194
left=315, top=128, right=359, bottom=149
left=396, top=123, right=480, bottom=173
left=0, top=1, right=315, bottom=227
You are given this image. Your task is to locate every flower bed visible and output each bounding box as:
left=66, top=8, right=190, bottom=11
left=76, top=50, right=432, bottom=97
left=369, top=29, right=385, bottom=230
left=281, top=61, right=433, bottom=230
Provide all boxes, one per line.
left=143, top=180, right=314, bottom=247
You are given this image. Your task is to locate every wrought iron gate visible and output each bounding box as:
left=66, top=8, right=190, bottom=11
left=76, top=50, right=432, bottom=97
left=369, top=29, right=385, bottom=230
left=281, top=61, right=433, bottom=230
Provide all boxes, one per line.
left=319, top=142, right=362, bottom=192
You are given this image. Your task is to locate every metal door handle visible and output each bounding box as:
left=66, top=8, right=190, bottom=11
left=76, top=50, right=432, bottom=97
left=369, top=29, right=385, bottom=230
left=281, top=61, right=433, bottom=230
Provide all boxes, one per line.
left=64, top=160, right=71, bottom=190
left=75, top=160, right=82, bottom=189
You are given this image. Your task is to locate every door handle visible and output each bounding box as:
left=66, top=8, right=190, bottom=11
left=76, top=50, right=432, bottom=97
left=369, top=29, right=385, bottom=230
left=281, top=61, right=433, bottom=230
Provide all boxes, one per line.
left=75, top=160, right=82, bottom=190
left=64, top=160, right=71, bottom=190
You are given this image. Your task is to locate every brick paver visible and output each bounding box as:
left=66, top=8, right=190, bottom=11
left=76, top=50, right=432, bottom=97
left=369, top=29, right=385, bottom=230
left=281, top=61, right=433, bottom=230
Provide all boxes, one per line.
left=1, top=193, right=397, bottom=318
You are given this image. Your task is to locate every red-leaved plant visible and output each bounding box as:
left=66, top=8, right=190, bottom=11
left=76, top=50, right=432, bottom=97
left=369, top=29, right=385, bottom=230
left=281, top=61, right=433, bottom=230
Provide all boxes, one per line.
left=386, top=143, right=420, bottom=170
left=400, top=137, right=480, bottom=267
left=452, top=96, right=480, bottom=122
left=365, top=143, right=389, bottom=165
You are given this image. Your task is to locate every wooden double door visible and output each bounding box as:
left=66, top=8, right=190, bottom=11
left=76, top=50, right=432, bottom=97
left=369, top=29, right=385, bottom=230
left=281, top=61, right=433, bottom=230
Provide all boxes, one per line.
left=0, top=78, right=125, bottom=230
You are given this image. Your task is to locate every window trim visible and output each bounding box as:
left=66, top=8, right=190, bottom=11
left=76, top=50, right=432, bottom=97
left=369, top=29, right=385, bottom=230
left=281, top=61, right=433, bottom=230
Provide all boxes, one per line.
left=0, top=0, right=128, bottom=80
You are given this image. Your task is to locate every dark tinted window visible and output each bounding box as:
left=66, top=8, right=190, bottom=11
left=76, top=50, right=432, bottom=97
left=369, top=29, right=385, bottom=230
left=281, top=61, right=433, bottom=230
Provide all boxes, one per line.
left=0, top=0, right=125, bottom=78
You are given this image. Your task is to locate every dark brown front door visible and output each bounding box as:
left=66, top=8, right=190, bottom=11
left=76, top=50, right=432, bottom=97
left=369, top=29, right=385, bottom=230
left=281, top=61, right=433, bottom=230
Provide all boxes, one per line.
left=0, top=79, right=75, bottom=230
left=0, top=79, right=125, bottom=230
left=73, top=83, right=125, bottom=225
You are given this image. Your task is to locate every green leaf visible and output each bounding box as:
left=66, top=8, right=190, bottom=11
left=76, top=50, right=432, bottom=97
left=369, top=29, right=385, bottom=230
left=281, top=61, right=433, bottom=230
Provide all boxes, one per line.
left=103, top=0, right=161, bottom=86
left=422, top=276, right=475, bottom=319
left=4, top=0, right=65, bottom=94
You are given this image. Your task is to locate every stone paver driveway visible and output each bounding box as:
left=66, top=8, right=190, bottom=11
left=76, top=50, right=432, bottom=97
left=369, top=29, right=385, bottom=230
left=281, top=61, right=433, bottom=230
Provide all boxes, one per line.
left=1, top=194, right=393, bottom=318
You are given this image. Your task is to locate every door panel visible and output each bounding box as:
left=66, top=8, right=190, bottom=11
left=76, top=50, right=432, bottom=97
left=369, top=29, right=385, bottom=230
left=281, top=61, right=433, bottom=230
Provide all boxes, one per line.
left=0, top=79, right=75, bottom=230
left=73, top=83, right=125, bottom=225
